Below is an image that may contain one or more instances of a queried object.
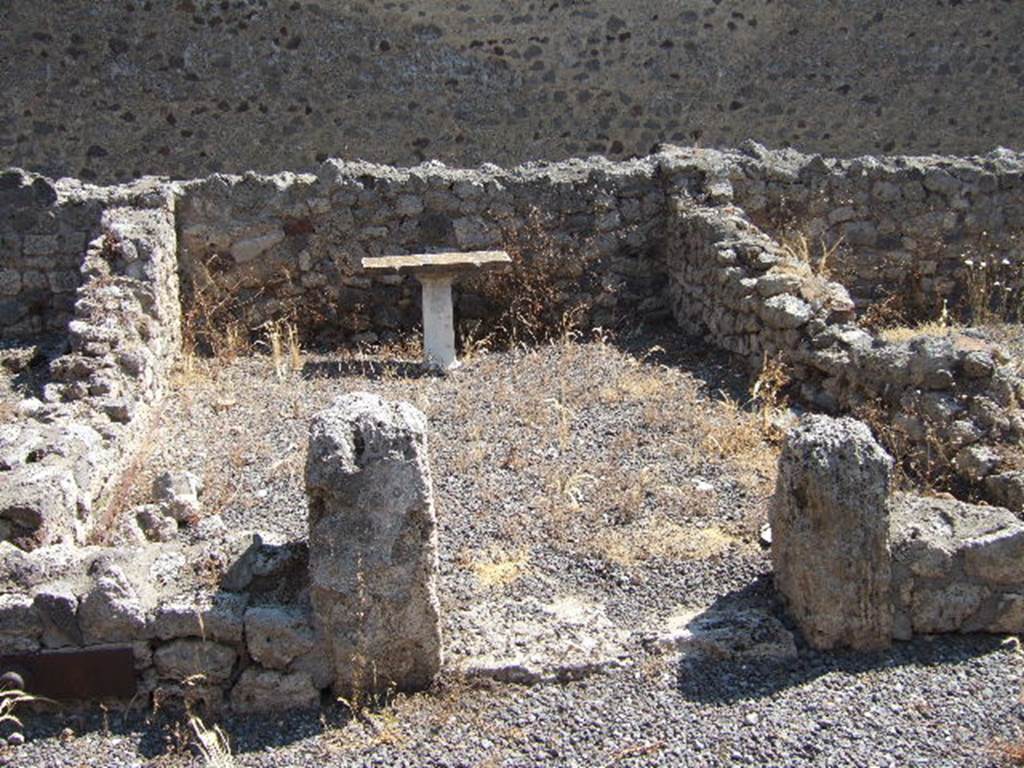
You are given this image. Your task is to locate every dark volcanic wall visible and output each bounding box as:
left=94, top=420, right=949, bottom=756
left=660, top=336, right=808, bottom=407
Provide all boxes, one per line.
left=2, top=0, right=1023, bottom=183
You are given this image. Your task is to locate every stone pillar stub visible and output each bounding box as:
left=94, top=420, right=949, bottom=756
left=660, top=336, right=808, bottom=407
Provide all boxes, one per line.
left=305, top=392, right=442, bottom=695
left=770, top=414, right=894, bottom=650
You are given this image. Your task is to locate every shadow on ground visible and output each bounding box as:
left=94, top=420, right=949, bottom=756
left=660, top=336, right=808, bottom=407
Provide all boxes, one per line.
left=301, top=357, right=438, bottom=382
left=21, top=698, right=350, bottom=761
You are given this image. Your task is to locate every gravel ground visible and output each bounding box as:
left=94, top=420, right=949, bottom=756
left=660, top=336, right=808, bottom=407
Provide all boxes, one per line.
left=4, top=330, right=1024, bottom=766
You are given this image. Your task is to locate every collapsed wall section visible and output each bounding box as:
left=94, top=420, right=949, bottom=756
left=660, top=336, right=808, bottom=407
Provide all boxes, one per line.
left=0, top=392, right=442, bottom=712
left=772, top=414, right=1024, bottom=649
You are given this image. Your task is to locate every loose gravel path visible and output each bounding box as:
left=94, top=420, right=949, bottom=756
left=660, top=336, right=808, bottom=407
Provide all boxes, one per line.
left=4, top=332, right=1023, bottom=767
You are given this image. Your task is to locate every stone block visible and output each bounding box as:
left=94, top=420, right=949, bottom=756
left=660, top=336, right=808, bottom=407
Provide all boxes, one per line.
left=0, top=464, right=80, bottom=547
left=149, top=592, right=248, bottom=644
left=244, top=605, right=316, bottom=670
left=306, top=392, right=442, bottom=695
left=230, top=668, right=319, bottom=712
left=153, top=639, right=237, bottom=684
left=771, top=415, right=894, bottom=650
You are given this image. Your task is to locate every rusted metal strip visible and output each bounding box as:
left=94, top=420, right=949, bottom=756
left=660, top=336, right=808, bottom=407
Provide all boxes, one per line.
left=0, top=646, right=136, bottom=700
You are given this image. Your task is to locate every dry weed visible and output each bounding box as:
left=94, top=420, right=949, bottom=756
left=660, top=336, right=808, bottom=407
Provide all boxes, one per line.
left=179, top=255, right=254, bottom=362
left=859, top=293, right=908, bottom=332
left=592, top=518, right=744, bottom=567
left=469, top=546, right=531, bottom=588
left=855, top=397, right=958, bottom=492
left=467, top=207, right=593, bottom=347
left=778, top=231, right=843, bottom=278
left=751, top=353, right=790, bottom=438
left=876, top=301, right=958, bottom=343
left=188, top=713, right=234, bottom=768
left=89, top=423, right=161, bottom=544
left=700, top=396, right=777, bottom=473
left=1, top=684, right=49, bottom=730
left=258, top=318, right=303, bottom=381
left=0, top=400, right=16, bottom=423
left=962, top=235, right=1024, bottom=324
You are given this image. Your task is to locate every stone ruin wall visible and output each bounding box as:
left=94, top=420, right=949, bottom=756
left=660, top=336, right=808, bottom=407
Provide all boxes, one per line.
left=1, top=176, right=181, bottom=548
left=1, top=392, right=441, bottom=714
left=725, top=145, right=1024, bottom=316
left=772, top=415, right=1024, bottom=650
left=3, top=146, right=1024, bottom=711
left=175, top=157, right=668, bottom=345
left=4, top=145, right=1024, bottom=550
left=3, top=1, right=1023, bottom=184
left=664, top=177, right=1024, bottom=508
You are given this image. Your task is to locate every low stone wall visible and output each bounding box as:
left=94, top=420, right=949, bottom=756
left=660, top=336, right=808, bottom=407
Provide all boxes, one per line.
left=772, top=415, right=1024, bottom=650
left=665, top=198, right=856, bottom=370
left=0, top=393, right=441, bottom=712
left=175, top=156, right=670, bottom=344
left=0, top=189, right=181, bottom=548
left=891, top=494, right=1024, bottom=639
left=0, top=533, right=322, bottom=712
left=5, top=144, right=1024, bottom=348
left=726, top=144, right=1024, bottom=317
left=663, top=197, right=1024, bottom=505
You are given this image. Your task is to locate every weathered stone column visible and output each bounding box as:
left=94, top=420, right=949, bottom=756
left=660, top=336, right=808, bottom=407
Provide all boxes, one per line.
left=770, top=414, right=894, bottom=650
left=305, top=392, right=442, bottom=695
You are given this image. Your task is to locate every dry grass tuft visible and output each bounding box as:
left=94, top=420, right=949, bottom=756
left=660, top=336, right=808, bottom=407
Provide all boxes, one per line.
left=0, top=685, right=45, bottom=730
left=878, top=321, right=960, bottom=343
left=859, top=293, right=909, bottom=332
left=259, top=318, right=303, bottom=381
left=592, top=518, right=745, bottom=567
left=188, top=714, right=234, bottom=768
left=469, top=546, right=531, bottom=588
left=854, top=396, right=958, bottom=493
left=700, top=396, right=778, bottom=471
left=0, top=400, right=16, bottom=423
left=778, top=231, right=842, bottom=279
left=876, top=301, right=958, bottom=343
